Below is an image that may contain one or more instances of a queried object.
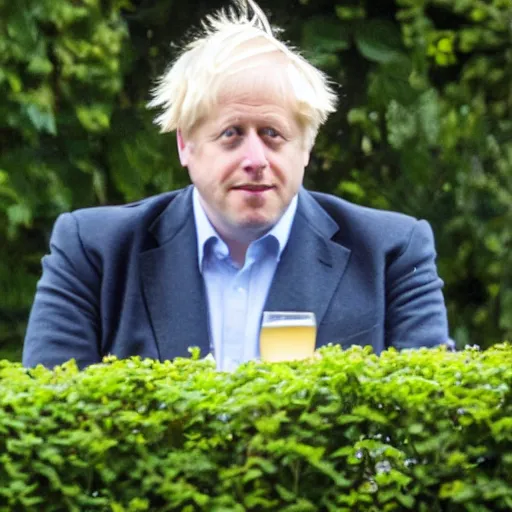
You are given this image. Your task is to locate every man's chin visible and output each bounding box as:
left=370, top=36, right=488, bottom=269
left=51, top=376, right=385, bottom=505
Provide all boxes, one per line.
left=231, top=215, right=277, bottom=240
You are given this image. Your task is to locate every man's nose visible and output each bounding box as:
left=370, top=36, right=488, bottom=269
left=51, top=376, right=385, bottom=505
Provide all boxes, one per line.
left=241, top=130, right=267, bottom=173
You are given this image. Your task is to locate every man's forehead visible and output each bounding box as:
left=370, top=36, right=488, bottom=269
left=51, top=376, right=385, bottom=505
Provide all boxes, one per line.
left=184, top=57, right=311, bottom=138
left=206, top=99, right=297, bottom=131
left=217, top=102, right=290, bottom=119
left=213, top=67, right=297, bottom=114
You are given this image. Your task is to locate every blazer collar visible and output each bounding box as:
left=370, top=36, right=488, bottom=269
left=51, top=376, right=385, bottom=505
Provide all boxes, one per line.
left=140, top=186, right=211, bottom=361
left=148, top=186, right=195, bottom=245
left=264, top=188, right=351, bottom=329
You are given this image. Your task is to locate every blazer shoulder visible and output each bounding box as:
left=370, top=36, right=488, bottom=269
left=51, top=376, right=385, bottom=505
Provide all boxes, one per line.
left=309, top=190, right=417, bottom=227
left=67, top=189, right=185, bottom=245
left=307, top=190, right=429, bottom=251
left=73, top=189, right=180, bottom=221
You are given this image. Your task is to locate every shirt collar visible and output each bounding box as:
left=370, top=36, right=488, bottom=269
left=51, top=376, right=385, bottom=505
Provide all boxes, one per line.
left=193, top=186, right=298, bottom=271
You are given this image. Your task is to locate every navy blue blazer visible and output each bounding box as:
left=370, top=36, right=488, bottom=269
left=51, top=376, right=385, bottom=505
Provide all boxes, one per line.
left=23, top=186, right=449, bottom=368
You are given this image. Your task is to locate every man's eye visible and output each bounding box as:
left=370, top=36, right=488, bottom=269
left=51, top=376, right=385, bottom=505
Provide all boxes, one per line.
left=262, top=127, right=279, bottom=138
left=221, top=127, right=241, bottom=139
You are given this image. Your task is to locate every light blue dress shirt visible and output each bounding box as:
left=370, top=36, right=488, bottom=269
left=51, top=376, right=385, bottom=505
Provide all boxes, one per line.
left=192, top=187, right=298, bottom=371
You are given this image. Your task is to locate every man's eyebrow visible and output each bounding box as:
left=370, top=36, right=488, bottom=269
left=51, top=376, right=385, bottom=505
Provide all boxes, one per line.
left=217, top=115, right=242, bottom=127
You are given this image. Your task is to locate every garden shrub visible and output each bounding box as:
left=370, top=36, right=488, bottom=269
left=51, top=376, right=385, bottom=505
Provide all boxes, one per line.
left=1, top=344, right=511, bottom=511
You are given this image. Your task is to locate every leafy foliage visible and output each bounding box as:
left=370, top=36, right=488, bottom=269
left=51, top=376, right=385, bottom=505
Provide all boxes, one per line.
left=0, top=0, right=511, bottom=358
left=1, top=344, right=512, bottom=510
left=296, top=0, right=512, bottom=347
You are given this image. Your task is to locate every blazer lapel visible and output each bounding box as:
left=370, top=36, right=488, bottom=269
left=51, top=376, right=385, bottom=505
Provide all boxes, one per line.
left=140, top=187, right=210, bottom=361
left=265, top=189, right=351, bottom=333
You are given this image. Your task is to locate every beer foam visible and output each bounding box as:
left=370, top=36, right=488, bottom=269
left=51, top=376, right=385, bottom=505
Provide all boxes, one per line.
left=262, top=319, right=315, bottom=328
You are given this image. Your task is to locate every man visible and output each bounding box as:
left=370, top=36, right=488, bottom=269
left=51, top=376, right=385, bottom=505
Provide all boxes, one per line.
left=23, top=0, right=449, bottom=369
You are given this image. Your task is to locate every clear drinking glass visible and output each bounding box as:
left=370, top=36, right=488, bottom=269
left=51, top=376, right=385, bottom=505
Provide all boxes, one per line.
left=259, top=311, right=317, bottom=363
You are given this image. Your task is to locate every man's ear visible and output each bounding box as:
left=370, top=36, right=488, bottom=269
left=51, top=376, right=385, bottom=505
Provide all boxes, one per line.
left=177, top=129, right=190, bottom=166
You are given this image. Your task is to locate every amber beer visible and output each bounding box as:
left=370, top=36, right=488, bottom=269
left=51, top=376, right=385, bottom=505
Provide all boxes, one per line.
left=259, top=312, right=316, bottom=363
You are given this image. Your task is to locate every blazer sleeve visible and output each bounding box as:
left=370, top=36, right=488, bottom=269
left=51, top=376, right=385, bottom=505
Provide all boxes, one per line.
left=385, top=219, right=450, bottom=349
left=22, top=213, right=102, bottom=368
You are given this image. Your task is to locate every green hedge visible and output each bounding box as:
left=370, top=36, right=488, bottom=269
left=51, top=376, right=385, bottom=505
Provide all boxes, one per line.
left=1, top=345, right=511, bottom=511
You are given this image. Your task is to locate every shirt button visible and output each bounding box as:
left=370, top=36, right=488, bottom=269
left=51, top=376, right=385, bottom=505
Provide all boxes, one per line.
left=237, top=287, right=246, bottom=295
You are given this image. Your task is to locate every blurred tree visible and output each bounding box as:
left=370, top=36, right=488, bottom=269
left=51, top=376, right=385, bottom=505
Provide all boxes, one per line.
left=0, top=0, right=510, bottom=360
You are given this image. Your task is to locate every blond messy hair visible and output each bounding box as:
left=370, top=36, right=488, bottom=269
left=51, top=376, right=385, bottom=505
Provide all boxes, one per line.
left=148, top=0, right=337, bottom=147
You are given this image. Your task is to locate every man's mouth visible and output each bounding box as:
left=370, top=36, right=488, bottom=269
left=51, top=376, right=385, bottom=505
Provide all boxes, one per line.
left=232, top=184, right=275, bottom=192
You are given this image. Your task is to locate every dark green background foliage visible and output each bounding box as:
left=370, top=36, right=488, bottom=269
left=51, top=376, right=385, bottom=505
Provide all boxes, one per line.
left=0, top=0, right=511, bottom=359
left=1, top=345, right=512, bottom=510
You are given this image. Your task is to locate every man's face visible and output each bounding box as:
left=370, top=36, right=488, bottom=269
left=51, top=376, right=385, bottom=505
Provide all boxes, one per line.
left=178, top=85, right=310, bottom=242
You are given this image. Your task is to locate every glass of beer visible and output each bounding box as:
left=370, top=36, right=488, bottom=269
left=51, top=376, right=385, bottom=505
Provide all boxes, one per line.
left=259, top=311, right=316, bottom=363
